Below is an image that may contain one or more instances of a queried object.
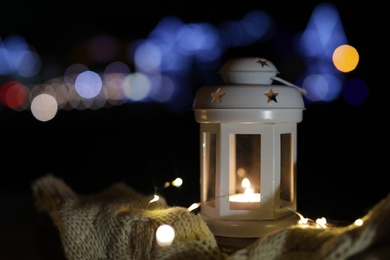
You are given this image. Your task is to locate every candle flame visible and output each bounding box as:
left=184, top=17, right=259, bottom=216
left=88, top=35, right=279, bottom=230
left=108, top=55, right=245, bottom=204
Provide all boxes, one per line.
left=242, top=178, right=250, bottom=189
left=242, top=178, right=255, bottom=201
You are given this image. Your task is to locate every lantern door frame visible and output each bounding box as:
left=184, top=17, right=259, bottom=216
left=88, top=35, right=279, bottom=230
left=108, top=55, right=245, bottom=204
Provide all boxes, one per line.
left=200, top=122, right=297, bottom=221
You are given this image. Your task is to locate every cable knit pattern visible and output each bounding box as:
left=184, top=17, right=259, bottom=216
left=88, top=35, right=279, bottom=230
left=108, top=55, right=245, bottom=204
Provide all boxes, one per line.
left=32, top=175, right=222, bottom=260
left=32, top=174, right=390, bottom=260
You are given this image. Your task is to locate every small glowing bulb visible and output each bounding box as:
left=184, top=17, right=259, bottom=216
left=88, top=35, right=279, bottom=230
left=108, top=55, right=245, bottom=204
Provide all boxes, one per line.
left=156, top=224, right=175, bottom=246
left=316, top=217, right=327, bottom=228
left=296, top=212, right=308, bottom=225
left=149, top=195, right=159, bottom=204
left=354, top=218, right=363, bottom=226
left=188, top=202, right=200, bottom=212
left=171, top=178, right=183, bottom=187
left=298, top=217, right=309, bottom=225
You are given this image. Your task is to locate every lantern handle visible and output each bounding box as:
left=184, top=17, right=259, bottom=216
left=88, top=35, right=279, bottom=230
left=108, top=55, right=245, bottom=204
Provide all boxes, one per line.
left=272, top=76, right=306, bottom=96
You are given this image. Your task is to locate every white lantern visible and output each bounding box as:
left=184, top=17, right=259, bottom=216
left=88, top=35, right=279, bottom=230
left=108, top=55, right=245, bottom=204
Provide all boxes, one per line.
left=192, top=57, right=305, bottom=249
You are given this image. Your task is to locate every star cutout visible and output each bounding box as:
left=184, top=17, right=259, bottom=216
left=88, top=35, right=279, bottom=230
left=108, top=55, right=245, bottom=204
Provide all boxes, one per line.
left=211, top=88, right=225, bottom=103
left=264, top=88, right=278, bottom=103
left=255, top=58, right=269, bottom=68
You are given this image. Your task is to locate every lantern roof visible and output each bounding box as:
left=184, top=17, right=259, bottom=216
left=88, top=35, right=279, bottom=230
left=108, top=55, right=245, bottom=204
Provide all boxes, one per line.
left=192, top=57, right=306, bottom=123
left=219, top=57, right=279, bottom=85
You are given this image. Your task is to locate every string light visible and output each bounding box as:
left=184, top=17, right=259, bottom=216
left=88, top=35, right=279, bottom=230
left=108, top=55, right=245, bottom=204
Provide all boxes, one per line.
left=354, top=218, right=364, bottom=226
left=146, top=194, right=160, bottom=210
left=315, top=217, right=327, bottom=228
left=146, top=177, right=184, bottom=210
left=156, top=224, right=175, bottom=246
left=188, top=202, right=201, bottom=212
left=157, top=177, right=365, bottom=231
left=171, top=178, right=183, bottom=187
left=156, top=177, right=183, bottom=189
left=296, top=211, right=309, bottom=225
left=149, top=194, right=160, bottom=204
left=148, top=176, right=367, bottom=251
left=186, top=197, right=334, bottom=229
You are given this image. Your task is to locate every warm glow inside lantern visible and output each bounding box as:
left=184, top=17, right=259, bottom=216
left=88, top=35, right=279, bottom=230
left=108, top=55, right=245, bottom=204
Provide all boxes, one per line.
left=192, top=57, right=306, bottom=241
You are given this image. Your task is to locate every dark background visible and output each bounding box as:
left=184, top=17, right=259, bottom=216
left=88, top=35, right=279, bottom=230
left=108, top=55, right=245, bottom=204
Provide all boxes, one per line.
left=0, top=1, right=388, bottom=259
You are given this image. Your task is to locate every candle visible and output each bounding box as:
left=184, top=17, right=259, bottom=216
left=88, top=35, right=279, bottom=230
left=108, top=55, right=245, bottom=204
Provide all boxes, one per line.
left=229, top=178, right=261, bottom=210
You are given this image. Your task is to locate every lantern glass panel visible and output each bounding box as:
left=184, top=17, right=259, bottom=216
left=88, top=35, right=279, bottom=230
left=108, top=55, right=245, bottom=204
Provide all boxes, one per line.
left=280, top=133, right=293, bottom=207
left=202, top=132, right=216, bottom=208
left=229, top=134, right=261, bottom=210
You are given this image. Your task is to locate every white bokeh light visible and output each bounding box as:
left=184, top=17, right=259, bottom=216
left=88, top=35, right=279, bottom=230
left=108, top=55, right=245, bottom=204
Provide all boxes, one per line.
left=30, top=93, right=58, bottom=122
left=156, top=224, right=175, bottom=246
left=122, top=72, right=151, bottom=101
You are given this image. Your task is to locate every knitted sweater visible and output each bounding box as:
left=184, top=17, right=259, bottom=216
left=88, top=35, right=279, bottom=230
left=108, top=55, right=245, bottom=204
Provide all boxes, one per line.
left=32, top=175, right=390, bottom=260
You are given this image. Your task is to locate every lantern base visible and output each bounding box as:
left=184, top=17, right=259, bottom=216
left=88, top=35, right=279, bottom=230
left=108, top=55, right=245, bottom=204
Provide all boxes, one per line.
left=201, top=212, right=299, bottom=238
left=201, top=212, right=300, bottom=253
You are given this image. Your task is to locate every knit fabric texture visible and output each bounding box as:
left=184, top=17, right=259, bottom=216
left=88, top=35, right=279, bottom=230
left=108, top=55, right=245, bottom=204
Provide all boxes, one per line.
left=32, top=175, right=390, bottom=260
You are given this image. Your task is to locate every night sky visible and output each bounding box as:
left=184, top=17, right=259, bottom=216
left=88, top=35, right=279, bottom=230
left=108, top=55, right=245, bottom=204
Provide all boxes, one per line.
left=1, top=0, right=388, bottom=224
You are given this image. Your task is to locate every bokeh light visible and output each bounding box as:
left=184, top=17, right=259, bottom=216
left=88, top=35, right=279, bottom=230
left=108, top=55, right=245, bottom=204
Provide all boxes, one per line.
left=0, top=3, right=369, bottom=122
left=0, top=34, right=41, bottom=77
left=74, top=70, right=103, bottom=99
left=0, top=81, right=29, bottom=110
left=122, top=72, right=151, bottom=101
left=30, top=93, right=58, bottom=122
left=332, top=44, right=359, bottom=73
left=156, top=224, right=175, bottom=247
left=171, top=178, right=183, bottom=187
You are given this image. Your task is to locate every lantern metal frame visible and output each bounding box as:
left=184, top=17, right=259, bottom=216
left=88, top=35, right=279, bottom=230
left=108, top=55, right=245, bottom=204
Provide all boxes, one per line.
left=193, top=57, right=305, bottom=239
left=198, top=121, right=300, bottom=238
